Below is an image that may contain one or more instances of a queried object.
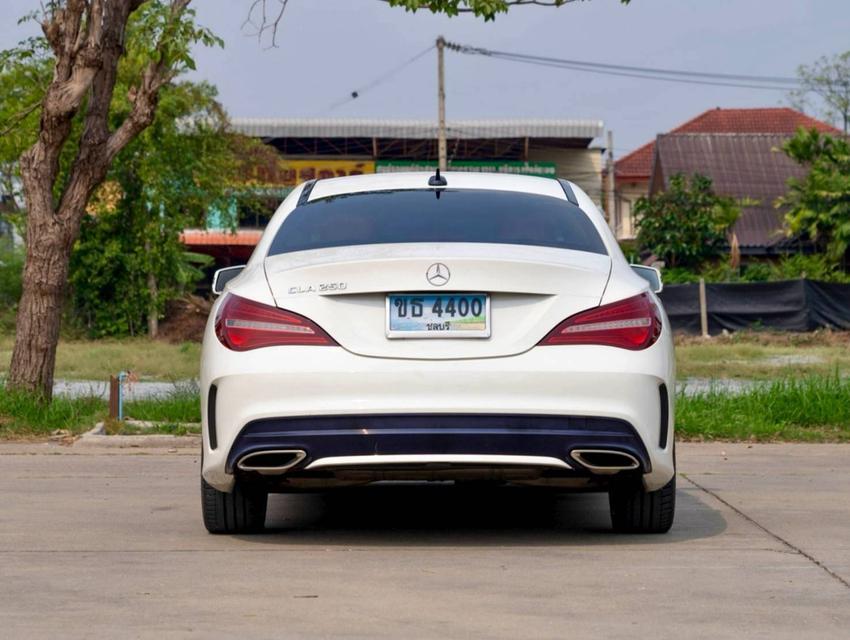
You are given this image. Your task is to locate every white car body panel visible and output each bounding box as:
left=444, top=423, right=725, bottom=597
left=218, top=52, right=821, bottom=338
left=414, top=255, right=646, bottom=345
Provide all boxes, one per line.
left=264, top=243, right=611, bottom=360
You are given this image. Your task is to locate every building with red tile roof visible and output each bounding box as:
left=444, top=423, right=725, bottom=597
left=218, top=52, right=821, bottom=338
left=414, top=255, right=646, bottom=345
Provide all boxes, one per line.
left=609, top=108, right=840, bottom=240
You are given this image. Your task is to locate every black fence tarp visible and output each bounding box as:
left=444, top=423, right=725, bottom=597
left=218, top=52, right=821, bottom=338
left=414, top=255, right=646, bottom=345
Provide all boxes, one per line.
left=658, top=279, right=850, bottom=334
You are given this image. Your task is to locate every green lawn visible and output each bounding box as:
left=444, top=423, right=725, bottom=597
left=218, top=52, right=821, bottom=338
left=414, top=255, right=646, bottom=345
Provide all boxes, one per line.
left=2, top=330, right=848, bottom=384
left=677, top=375, right=850, bottom=442
left=0, top=334, right=201, bottom=382
left=0, top=385, right=200, bottom=438
left=674, top=331, right=850, bottom=380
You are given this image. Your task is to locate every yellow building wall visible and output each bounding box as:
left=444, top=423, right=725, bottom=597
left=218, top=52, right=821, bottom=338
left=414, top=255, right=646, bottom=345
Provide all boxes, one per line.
left=528, top=147, right=604, bottom=207
left=614, top=179, right=649, bottom=241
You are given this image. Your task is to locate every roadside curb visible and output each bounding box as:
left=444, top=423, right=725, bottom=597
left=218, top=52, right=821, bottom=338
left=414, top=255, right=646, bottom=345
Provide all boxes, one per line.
left=76, top=422, right=200, bottom=449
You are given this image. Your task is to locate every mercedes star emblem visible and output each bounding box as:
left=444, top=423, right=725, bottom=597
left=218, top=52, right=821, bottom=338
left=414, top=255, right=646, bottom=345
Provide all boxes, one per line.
left=426, top=263, right=450, bottom=287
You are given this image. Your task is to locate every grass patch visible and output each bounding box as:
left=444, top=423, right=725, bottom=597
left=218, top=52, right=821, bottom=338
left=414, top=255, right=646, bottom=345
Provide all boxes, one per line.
left=0, top=387, right=105, bottom=437
left=0, top=384, right=200, bottom=438
left=124, top=385, right=201, bottom=423
left=677, top=375, right=850, bottom=442
left=0, top=335, right=200, bottom=382
left=1, top=329, right=848, bottom=384
left=675, top=331, right=850, bottom=380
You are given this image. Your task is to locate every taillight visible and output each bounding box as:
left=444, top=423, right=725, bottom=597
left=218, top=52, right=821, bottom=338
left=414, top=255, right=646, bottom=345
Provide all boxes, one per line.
left=215, top=294, right=336, bottom=351
left=539, top=293, right=662, bottom=350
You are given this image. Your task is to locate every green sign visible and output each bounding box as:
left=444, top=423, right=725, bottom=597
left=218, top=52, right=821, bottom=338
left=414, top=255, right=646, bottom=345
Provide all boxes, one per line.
left=375, top=160, right=557, bottom=178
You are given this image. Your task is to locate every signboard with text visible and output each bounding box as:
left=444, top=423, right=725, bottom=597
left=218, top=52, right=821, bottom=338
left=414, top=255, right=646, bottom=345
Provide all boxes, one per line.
left=249, top=159, right=376, bottom=187
left=375, top=160, right=557, bottom=178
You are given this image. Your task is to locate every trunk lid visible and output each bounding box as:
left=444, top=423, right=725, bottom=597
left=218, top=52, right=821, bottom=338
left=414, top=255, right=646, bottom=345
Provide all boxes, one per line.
left=264, top=243, right=611, bottom=359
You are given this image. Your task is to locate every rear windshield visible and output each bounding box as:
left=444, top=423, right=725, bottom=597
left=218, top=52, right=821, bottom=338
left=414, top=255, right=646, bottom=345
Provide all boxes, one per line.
left=268, top=188, right=607, bottom=256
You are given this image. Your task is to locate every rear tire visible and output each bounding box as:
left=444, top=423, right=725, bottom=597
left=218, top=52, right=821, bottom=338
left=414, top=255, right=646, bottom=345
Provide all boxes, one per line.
left=201, top=476, right=268, bottom=534
left=609, top=474, right=676, bottom=534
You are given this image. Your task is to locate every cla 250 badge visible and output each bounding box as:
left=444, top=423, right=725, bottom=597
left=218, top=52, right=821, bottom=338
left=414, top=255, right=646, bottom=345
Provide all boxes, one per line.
left=288, top=282, right=348, bottom=295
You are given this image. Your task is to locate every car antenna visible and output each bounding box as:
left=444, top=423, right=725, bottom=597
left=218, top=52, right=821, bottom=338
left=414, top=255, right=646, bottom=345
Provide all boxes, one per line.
left=428, top=167, right=448, bottom=187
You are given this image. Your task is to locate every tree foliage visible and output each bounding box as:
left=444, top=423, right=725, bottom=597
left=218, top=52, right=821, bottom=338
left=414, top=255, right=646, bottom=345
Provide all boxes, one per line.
left=383, top=0, right=629, bottom=20
left=790, top=51, right=850, bottom=134
left=780, top=128, right=850, bottom=261
left=69, top=79, right=235, bottom=337
left=0, top=38, right=52, bottom=216
left=0, top=10, right=268, bottom=337
left=634, top=174, right=740, bottom=270
left=2, top=0, right=223, bottom=397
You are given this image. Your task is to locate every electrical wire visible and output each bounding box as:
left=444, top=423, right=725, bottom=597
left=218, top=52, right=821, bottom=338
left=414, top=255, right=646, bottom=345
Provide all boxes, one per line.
left=446, top=41, right=801, bottom=92
left=328, top=44, right=436, bottom=110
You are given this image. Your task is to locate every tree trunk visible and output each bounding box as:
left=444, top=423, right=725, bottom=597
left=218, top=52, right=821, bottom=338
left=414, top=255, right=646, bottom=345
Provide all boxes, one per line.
left=8, top=200, right=78, bottom=399
left=5, top=0, right=188, bottom=400
left=146, top=239, right=159, bottom=339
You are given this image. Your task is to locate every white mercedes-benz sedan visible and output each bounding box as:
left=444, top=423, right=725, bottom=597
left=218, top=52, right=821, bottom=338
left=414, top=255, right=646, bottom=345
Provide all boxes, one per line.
left=200, top=171, right=675, bottom=534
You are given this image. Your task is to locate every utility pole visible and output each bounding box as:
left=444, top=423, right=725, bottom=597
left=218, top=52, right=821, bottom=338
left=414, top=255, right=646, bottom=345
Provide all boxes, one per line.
left=437, top=36, right=447, bottom=172
left=606, top=129, right=616, bottom=233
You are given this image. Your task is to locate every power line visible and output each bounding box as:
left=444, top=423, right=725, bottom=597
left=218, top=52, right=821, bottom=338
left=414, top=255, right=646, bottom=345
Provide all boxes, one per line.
left=328, top=44, right=436, bottom=110
left=446, top=41, right=801, bottom=92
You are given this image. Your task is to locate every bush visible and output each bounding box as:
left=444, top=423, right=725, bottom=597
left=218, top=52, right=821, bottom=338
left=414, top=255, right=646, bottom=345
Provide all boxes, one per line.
left=660, top=254, right=849, bottom=285
left=635, top=174, right=739, bottom=270
left=770, top=253, right=850, bottom=282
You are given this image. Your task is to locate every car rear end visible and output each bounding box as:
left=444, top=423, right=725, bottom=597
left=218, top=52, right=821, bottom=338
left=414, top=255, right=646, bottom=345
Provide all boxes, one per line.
left=200, top=172, right=675, bottom=534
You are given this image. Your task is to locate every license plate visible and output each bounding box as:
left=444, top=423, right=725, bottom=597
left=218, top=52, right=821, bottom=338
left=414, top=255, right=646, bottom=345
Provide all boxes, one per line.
left=386, top=293, right=490, bottom=338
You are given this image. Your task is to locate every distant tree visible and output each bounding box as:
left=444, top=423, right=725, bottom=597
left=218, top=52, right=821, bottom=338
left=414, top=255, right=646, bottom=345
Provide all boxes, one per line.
left=2, top=1, right=220, bottom=399
left=779, top=128, right=850, bottom=261
left=790, top=51, right=850, bottom=134
left=69, top=80, right=238, bottom=338
left=634, top=174, right=740, bottom=270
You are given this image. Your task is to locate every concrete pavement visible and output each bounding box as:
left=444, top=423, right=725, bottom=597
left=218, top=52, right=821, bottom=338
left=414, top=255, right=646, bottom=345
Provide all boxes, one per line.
left=0, top=442, right=847, bottom=638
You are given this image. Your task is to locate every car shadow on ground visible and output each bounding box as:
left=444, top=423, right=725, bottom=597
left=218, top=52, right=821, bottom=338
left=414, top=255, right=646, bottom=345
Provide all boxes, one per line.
left=243, top=481, right=726, bottom=546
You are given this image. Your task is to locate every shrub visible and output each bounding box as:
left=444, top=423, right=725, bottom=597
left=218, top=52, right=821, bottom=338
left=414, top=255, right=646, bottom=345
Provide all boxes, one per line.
left=635, top=174, right=739, bottom=270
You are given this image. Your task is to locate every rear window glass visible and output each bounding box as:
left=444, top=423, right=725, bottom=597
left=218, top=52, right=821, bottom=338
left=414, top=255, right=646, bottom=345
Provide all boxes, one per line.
left=268, top=188, right=607, bottom=256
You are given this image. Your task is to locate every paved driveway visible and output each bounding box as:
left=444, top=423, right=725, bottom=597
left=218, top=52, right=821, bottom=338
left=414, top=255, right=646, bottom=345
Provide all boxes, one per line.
left=0, top=442, right=847, bottom=638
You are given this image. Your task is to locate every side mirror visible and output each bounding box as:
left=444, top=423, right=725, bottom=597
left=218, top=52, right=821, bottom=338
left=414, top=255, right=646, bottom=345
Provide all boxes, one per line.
left=631, top=264, right=663, bottom=294
left=212, top=265, right=245, bottom=296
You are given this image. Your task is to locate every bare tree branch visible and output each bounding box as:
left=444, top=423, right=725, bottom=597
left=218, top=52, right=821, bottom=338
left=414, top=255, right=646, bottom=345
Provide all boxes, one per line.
left=242, top=0, right=290, bottom=49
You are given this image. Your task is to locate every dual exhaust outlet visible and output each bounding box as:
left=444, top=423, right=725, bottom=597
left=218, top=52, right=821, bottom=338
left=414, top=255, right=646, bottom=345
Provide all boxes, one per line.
left=236, top=450, right=307, bottom=475
left=236, top=448, right=640, bottom=476
left=570, top=449, right=640, bottom=474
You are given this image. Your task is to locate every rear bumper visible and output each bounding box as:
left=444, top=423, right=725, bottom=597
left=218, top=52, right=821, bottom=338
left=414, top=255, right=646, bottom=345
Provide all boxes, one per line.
left=201, top=333, right=676, bottom=492
left=225, top=413, right=651, bottom=475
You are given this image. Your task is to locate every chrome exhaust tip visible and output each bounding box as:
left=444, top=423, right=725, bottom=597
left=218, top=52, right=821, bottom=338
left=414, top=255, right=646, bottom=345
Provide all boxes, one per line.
left=236, top=450, right=307, bottom=475
left=570, top=449, right=640, bottom=474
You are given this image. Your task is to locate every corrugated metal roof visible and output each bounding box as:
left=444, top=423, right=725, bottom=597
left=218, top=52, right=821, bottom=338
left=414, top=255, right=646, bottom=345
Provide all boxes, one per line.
left=652, top=133, right=808, bottom=249
left=231, top=118, right=603, bottom=140
left=616, top=107, right=840, bottom=180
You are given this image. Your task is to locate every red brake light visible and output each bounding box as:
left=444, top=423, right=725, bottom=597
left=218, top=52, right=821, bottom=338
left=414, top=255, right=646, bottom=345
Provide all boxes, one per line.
left=215, top=294, right=336, bottom=351
left=539, top=293, right=662, bottom=350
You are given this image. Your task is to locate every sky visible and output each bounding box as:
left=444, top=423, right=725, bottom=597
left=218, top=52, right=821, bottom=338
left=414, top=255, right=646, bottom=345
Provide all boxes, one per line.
left=2, top=0, right=848, bottom=156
